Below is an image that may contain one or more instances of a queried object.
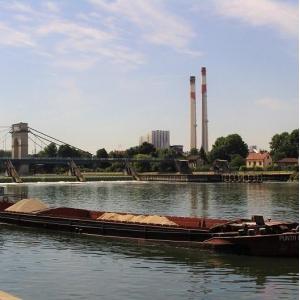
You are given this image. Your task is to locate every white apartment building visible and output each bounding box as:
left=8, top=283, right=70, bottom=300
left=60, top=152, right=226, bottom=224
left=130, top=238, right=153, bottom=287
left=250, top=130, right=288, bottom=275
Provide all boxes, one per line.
left=139, top=130, right=170, bottom=149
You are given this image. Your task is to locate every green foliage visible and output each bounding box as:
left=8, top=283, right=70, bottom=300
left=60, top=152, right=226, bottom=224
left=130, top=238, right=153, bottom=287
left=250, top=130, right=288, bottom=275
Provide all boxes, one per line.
left=126, top=142, right=156, bottom=157
left=57, top=144, right=83, bottom=158
left=38, top=142, right=57, bottom=157
left=139, top=142, right=156, bottom=155
left=0, top=150, right=11, bottom=157
left=253, top=166, right=263, bottom=171
left=96, top=148, right=108, bottom=158
left=270, top=129, right=299, bottom=161
left=105, top=162, right=124, bottom=172
left=37, top=143, right=91, bottom=159
left=108, top=151, right=125, bottom=158
left=125, top=146, right=139, bottom=157
left=245, top=167, right=263, bottom=172
left=266, top=165, right=282, bottom=171
left=133, top=154, right=152, bottom=172
left=209, top=134, right=248, bottom=162
left=199, top=147, right=208, bottom=163
left=96, top=148, right=111, bottom=169
left=229, top=154, right=245, bottom=170
left=189, top=148, right=199, bottom=155
left=195, top=164, right=211, bottom=172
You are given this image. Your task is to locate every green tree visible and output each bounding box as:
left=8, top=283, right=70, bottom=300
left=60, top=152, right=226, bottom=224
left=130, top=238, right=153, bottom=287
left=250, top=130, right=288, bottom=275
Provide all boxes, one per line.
left=96, top=148, right=110, bottom=169
left=109, top=150, right=125, bottom=158
left=43, top=142, right=58, bottom=157
left=96, top=148, right=108, bottom=158
left=229, top=154, right=245, bottom=170
left=0, top=150, right=11, bottom=157
left=289, top=129, right=299, bottom=157
left=209, top=134, right=248, bottom=162
left=199, top=147, right=208, bottom=163
left=125, top=146, right=140, bottom=157
left=139, top=142, right=156, bottom=155
left=155, top=148, right=177, bottom=172
left=57, top=144, right=82, bottom=158
left=270, top=129, right=299, bottom=160
left=189, top=148, right=199, bottom=155
left=133, top=154, right=152, bottom=172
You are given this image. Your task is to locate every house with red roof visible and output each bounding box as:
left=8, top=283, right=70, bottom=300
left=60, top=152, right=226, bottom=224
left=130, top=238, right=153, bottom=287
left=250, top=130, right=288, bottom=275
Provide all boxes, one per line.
left=246, top=152, right=272, bottom=169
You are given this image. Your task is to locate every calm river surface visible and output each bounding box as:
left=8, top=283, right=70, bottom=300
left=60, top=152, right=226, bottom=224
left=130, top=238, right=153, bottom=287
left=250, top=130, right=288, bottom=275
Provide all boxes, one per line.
left=0, top=182, right=298, bottom=300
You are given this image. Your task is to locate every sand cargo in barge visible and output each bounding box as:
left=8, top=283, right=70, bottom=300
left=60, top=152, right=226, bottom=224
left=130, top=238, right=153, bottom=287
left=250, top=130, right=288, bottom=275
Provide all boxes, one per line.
left=0, top=199, right=298, bottom=257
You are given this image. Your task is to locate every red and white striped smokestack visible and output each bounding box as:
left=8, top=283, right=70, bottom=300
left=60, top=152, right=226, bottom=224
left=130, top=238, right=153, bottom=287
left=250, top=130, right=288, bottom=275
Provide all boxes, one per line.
left=190, top=76, right=197, bottom=150
left=201, top=67, right=208, bottom=153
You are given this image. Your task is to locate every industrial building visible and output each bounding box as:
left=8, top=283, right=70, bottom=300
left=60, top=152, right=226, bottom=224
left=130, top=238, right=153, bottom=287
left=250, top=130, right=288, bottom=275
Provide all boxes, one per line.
left=139, top=130, right=170, bottom=149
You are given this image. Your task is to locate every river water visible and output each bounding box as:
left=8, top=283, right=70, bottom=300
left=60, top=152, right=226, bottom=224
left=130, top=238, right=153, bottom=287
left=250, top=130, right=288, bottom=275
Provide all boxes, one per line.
left=0, top=182, right=298, bottom=300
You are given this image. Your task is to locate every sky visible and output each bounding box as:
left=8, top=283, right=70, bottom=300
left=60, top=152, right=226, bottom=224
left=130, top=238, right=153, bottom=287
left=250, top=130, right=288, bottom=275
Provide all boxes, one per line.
left=0, top=0, right=298, bottom=154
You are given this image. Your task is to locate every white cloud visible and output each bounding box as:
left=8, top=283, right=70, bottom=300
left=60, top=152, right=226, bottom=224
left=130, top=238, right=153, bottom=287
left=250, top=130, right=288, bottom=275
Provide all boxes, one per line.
left=0, top=22, right=35, bottom=47
left=36, top=20, right=114, bottom=41
left=53, top=57, right=99, bottom=71
left=88, top=0, right=200, bottom=55
left=256, top=97, right=287, bottom=110
left=35, top=19, right=145, bottom=67
left=13, top=14, right=32, bottom=22
left=0, top=0, right=199, bottom=70
left=43, top=1, right=60, bottom=13
left=2, top=1, right=35, bottom=14
left=213, top=0, right=298, bottom=38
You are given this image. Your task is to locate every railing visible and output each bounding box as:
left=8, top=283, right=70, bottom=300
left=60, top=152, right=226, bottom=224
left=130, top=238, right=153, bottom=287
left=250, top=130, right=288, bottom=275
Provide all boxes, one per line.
left=0, top=157, right=176, bottom=162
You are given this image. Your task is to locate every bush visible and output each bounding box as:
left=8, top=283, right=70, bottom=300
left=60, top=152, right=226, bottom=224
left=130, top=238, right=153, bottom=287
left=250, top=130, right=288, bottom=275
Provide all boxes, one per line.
left=195, top=165, right=211, bottom=172
left=105, top=162, right=124, bottom=172
left=253, top=167, right=263, bottom=171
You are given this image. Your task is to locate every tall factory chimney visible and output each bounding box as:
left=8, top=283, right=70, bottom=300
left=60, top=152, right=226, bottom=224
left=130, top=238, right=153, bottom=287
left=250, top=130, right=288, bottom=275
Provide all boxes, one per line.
left=190, top=76, right=197, bottom=150
left=201, top=67, right=208, bottom=153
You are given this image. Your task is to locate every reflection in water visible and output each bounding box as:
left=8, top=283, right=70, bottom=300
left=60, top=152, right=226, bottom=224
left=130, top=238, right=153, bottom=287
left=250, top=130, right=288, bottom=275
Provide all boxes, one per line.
left=189, top=184, right=209, bottom=217
left=189, top=184, right=198, bottom=214
left=0, top=224, right=298, bottom=300
left=6, top=181, right=298, bottom=220
left=1, top=182, right=298, bottom=300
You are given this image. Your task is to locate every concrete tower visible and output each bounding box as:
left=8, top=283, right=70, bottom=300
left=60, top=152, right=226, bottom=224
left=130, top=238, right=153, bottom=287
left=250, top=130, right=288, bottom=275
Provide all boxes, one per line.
left=11, top=122, right=29, bottom=175
left=201, top=67, right=208, bottom=153
left=190, top=76, right=197, bottom=150
left=11, top=122, right=29, bottom=159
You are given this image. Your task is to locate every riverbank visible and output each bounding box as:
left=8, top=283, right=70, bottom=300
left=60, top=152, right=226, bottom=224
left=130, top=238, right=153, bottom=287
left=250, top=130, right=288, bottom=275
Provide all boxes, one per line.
left=0, top=172, right=133, bottom=183
left=0, top=171, right=297, bottom=183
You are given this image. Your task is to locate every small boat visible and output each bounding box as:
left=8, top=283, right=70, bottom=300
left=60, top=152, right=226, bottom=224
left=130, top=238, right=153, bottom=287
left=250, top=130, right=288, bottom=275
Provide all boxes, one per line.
left=0, top=199, right=298, bottom=257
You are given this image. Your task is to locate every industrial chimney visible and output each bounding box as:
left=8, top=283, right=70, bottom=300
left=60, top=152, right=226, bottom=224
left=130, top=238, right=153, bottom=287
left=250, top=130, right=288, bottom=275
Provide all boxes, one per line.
left=190, top=76, right=197, bottom=150
left=201, top=67, right=208, bottom=153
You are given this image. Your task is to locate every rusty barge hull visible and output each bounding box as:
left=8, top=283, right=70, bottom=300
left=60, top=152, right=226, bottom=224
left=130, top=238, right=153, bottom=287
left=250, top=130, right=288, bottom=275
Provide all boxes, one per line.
left=203, top=233, right=298, bottom=257
left=0, top=211, right=217, bottom=242
left=0, top=203, right=298, bottom=257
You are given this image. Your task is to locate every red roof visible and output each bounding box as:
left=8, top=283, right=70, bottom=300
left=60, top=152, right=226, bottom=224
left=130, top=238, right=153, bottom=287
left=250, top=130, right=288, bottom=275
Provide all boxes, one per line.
left=246, top=152, right=270, bottom=161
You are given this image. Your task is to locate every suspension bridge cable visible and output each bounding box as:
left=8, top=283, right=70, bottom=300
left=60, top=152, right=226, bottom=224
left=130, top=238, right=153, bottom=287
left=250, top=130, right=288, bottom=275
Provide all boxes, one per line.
left=29, top=127, right=91, bottom=155
left=29, top=131, right=61, bottom=148
left=0, top=131, right=10, bottom=151
left=28, top=135, right=44, bottom=151
left=29, top=131, right=48, bottom=148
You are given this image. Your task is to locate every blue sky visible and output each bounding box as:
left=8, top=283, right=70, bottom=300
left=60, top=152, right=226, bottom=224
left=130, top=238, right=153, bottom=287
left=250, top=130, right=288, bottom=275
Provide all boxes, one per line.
left=0, top=0, right=298, bottom=153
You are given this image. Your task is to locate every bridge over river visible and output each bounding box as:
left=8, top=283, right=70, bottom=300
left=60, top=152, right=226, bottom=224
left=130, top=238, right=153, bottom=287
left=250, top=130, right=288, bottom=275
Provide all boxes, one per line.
left=0, top=122, right=295, bottom=183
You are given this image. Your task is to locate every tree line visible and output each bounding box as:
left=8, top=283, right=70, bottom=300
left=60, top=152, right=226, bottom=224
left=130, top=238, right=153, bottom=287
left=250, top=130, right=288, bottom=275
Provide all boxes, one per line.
left=0, top=129, right=298, bottom=173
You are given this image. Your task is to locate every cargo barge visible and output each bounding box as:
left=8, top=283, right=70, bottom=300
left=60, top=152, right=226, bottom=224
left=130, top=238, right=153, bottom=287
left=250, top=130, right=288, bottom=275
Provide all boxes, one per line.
left=0, top=199, right=298, bottom=257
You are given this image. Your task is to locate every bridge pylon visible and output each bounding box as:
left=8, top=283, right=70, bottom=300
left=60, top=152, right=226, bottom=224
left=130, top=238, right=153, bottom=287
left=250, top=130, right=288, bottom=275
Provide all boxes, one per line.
left=11, top=122, right=29, bottom=175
